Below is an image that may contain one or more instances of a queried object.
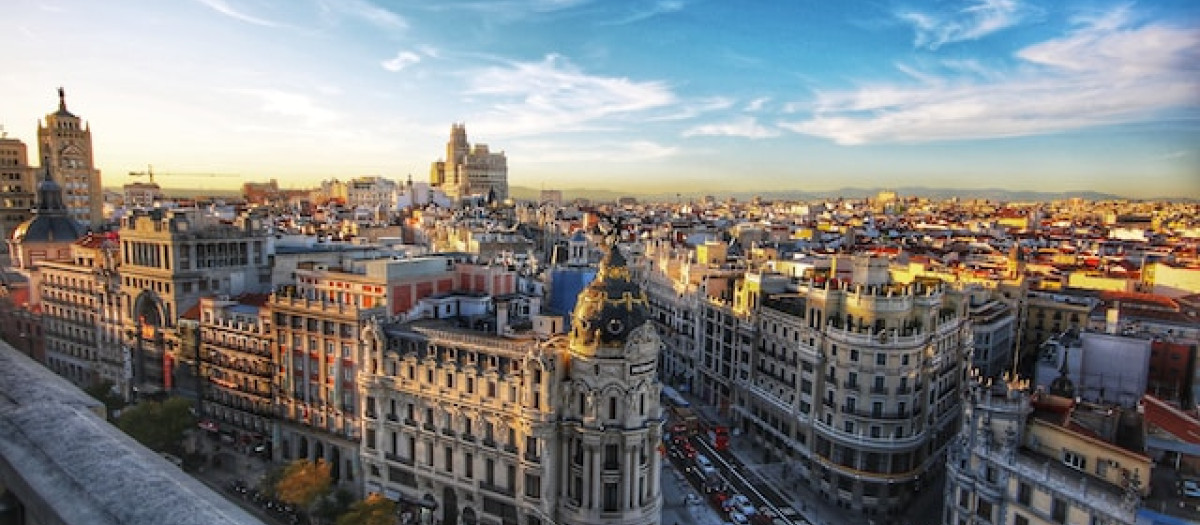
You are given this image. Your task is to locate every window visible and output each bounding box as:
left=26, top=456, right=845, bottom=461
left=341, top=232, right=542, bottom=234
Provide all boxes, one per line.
left=1051, top=498, right=1068, bottom=524
left=445, top=446, right=453, bottom=472
left=976, top=500, right=992, bottom=521
left=609, top=397, right=617, bottom=420
left=485, top=458, right=495, bottom=484
left=603, top=483, right=619, bottom=511
left=1063, top=450, right=1087, bottom=471
left=465, top=453, right=474, bottom=478
left=875, top=353, right=886, bottom=366
left=1014, top=515, right=1029, bottom=525
left=525, top=473, right=541, bottom=499
left=1017, top=482, right=1031, bottom=505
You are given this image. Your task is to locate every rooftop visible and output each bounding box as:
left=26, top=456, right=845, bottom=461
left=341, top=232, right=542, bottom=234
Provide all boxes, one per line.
left=0, top=341, right=265, bottom=525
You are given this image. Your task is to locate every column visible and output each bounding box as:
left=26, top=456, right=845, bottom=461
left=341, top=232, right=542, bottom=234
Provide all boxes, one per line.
left=625, top=446, right=636, bottom=509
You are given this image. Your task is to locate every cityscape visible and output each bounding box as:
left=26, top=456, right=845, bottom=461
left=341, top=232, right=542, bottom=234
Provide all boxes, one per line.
left=1, top=2, right=1199, bottom=525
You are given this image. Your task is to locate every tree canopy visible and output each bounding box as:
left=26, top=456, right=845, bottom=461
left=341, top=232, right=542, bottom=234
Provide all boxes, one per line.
left=82, top=379, right=126, bottom=420
left=275, top=458, right=332, bottom=510
left=336, top=494, right=397, bottom=525
left=116, top=396, right=195, bottom=453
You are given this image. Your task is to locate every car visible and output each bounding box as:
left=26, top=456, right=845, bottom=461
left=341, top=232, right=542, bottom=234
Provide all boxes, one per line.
left=684, top=493, right=702, bottom=506
left=729, top=512, right=750, bottom=525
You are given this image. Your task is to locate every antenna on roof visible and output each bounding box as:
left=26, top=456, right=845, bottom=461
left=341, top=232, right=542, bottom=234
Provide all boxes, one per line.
left=0, top=125, right=6, bottom=138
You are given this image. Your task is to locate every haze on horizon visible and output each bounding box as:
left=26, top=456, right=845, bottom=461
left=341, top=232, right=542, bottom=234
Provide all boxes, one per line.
left=1, top=0, right=1197, bottom=199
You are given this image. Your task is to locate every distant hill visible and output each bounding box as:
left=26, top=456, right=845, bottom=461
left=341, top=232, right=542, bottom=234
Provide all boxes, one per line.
left=510, top=185, right=1192, bottom=203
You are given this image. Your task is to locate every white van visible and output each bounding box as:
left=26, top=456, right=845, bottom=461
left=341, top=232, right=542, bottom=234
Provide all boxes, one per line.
left=694, top=454, right=718, bottom=477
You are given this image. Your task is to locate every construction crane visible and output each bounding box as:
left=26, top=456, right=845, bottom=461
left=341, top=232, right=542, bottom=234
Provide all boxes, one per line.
left=127, top=165, right=238, bottom=184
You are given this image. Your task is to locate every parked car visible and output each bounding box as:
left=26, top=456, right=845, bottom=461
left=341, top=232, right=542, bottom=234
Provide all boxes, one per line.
left=729, top=512, right=750, bottom=525
left=1181, top=480, right=1200, bottom=498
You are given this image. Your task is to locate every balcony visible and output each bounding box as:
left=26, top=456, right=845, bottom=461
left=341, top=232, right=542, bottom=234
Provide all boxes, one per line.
left=524, top=452, right=541, bottom=463
left=503, top=444, right=519, bottom=454
left=842, top=380, right=859, bottom=390
left=870, top=386, right=889, bottom=395
left=386, top=413, right=398, bottom=422
left=479, top=482, right=514, bottom=497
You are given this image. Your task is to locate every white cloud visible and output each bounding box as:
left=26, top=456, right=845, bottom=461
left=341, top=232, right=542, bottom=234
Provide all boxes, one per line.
left=466, top=54, right=676, bottom=136
left=781, top=8, right=1200, bottom=145
left=604, top=0, right=685, bottom=25
left=898, top=0, right=1026, bottom=49
left=231, top=89, right=340, bottom=126
left=317, top=0, right=407, bottom=30
left=382, top=51, right=421, bottom=72
left=744, top=97, right=770, bottom=112
left=683, top=117, right=779, bottom=139
left=513, top=139, right=678, bottom=162
left=194, top=0, right=280, bottom=27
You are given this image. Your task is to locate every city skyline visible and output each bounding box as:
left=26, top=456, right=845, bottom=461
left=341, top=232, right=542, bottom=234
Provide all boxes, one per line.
left=1, top=0, right=1197, bottom=198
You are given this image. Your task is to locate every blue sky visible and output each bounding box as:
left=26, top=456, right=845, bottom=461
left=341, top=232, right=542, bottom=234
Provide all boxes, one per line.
left=1, top=0, right=1197, bottom=197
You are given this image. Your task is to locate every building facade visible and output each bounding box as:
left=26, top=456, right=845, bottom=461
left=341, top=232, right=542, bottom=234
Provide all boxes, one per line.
left=739, top=261, right=973, bottom=518
left=37, top=88, right=103, bottom=228
left=944, top=373, right=1147, bottom=525
left=197, top=294, right=275, bottom=449
left=430, top=124, right=508, bottom=202
left=359, top=245, right=664, bottom=525
left=38, top=234, right=122, bottom=390
left=0, top=135, right=37, bottom=247
left=118, top=208, right=271, bottom=397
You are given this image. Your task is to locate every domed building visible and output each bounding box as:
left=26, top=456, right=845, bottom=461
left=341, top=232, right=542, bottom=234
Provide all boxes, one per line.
left=7, top=161, right=85, bottom=270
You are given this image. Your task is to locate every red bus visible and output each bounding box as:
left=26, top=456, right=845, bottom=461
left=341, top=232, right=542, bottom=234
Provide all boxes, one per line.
left=708, top=425, right=730, bottom=451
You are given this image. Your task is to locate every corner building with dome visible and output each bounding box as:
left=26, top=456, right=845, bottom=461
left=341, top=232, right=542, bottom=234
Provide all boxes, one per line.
left=359, top=244, right=664, bottom=525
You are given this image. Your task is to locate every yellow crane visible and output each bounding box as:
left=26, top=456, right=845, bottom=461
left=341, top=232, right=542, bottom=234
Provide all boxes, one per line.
left=127, top=165, right=239, bottom=184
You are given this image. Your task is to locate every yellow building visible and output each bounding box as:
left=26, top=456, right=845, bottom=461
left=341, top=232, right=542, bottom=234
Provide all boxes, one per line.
left=1142, top=262, right=1200, bottom=299
left=945, top=375, right=1148, bottom=525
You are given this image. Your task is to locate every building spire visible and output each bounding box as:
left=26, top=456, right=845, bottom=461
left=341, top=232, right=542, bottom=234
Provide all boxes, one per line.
left=58, top=87, right=66, bottom=112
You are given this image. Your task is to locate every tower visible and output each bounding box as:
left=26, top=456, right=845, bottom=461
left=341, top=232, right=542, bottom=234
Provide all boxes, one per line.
left=555, top=243, right=663, bottom=525
left=37, top=88, right=103, bottom=228
left=429, top=124, right=508, bottom=202
left=0, top=134, right=37, bottom=247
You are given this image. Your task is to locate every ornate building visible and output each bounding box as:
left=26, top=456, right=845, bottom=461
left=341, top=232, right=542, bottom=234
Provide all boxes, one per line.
left=197, top=294, right=275, bottom=448
left=944, top=372, right=1148, bottom=525
left=118, top=208, right=271, bottom=397
left=430, top=124, right=508, bottom=202
left=739, top=257, right=973, bottom=518
left=359, top=244, right=663, bottom=525
left=7, top=163, right=85, bottom=270
left=37, top=88, right=103, bottom=228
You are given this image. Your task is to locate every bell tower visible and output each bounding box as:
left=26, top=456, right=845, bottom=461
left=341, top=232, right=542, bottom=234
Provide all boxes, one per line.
left=555, top=243, right=663, bottom=525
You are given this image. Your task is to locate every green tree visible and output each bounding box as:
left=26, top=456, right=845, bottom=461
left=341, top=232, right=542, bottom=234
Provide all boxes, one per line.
left=315, top=488, right=356, bottom=523
left=336, top=494, right=397, bottom=525
left=116, top=396, right=195, bottom=453
left=82, top=380, right=126, bottom=420
left=275, top=459, right=333, bottom=511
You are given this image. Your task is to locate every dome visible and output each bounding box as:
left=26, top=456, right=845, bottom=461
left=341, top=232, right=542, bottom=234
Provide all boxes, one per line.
left=569, top=244, right=649, bottom=348
left=10, top=161, right=84, bottom=244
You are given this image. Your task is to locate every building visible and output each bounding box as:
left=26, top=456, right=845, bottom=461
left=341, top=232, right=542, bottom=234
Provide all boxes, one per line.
left=346, top=176, right=399, bottom=212
left=7, top=164, right=85, bottom=271
left=122, top=181, right=163, bottom=208
left=37, top=233, right=122, bottom=391
left=36, top=88, right=103, bottom=228
left=359, top=244, right=664, bottom=525
left=430, top=124, right=509, bottom=202
left=0, top=135, right=37, bottom=248
left=1035, top=331, right=1152, bottom=407
left=197, top=294, right=275, bottom=450
left=944, top=373, right=1147, bottom=525
left=0, top=341, right=267, bottom=525
left=741, top=258, right=973, bottom=518
left=118, top=208, right=271, bottom=398
left=966, top=288, right=1017, bottom=378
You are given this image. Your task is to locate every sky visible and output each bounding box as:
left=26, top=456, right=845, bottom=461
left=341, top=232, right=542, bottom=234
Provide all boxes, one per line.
left=1, top=0, right=1198, bottom=198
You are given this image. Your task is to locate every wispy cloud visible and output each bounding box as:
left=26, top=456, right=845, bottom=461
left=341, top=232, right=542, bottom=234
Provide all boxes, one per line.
left=466, top=54, right=676, bottom=136
left=1154, top=150, right=1190, bottom=161
left=381, top=51, right=421, bottom=72
left=781, top=7, right=1200, bottom=145
left=683, top=117, right=779, bottom=139
left=744, top=97, right=770, bottom=112
left=194, top=0, right=280, bottom=27
left=317, top=0, right=406, bottom=30
left=230, top=88, right=340, bottom=126
left=603, top=0, right=684, bottom=25
left=898, top=0, right=1027, bottom=49
left=513, top=139, right=678, bottom=162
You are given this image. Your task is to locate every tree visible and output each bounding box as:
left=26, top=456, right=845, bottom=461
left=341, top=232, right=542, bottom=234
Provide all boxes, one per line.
left=315, top=488, right=356, bottom=523
left=336, top=494, right=397, bottom=525
left=82, top=379, right=126, bottom=420
left=116, top=396, right=195, bottom=453
left=275, top=459, right=333, bottom=511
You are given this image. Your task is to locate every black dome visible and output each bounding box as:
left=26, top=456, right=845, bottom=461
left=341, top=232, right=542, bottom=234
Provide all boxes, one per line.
left=10, top=160, right=83, bottom=244
left=569, top=244, right=649, bottom=347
